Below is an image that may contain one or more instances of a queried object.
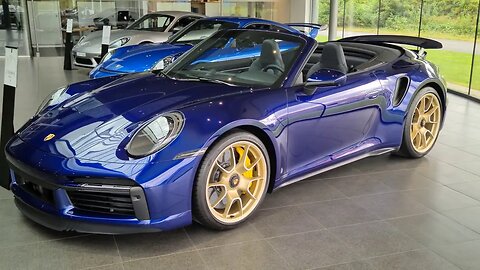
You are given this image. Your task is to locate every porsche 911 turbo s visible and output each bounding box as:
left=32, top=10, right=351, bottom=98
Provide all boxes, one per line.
left=2, top=29, right=446, bottom=234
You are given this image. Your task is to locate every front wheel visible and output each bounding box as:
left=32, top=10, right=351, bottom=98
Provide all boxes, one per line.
left=397, top=87, right=443, bottom=158
left=193, top=131, right=270, bottom=230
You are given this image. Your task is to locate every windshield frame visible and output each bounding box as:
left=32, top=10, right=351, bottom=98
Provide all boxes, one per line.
left=163, top=29, right=309, bottom=89
left=166, top=19, right=240, bottom=45
left=126, top=13, right=175, bottom=31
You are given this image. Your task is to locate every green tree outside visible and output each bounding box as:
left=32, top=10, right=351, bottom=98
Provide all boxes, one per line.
left=317, top=0, right=480, bottom=93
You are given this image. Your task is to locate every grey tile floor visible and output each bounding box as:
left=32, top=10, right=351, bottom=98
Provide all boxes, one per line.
left=0, top=58, right=480, bottom=270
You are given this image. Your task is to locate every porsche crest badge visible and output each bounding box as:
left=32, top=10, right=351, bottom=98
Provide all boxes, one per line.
left=44, top=133, right=55, bottom=141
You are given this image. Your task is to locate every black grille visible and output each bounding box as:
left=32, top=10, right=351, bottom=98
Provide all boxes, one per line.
left=67, top=189, right=135, bottom=217
left=75, top=57, right=93, bottom=65
left=14, top=173, right=55, bottom=205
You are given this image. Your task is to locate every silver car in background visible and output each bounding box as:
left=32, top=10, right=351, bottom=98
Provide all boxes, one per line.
left=72, top=11, right=205, bottom=68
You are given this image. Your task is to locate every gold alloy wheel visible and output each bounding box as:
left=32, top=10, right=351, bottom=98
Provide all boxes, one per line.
left=205, top=141, right=267, bottom=224
left=410, top=93, right=442, bottom=153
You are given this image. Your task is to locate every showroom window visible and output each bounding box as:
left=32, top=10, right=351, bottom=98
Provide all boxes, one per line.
left=26, top=0, right=278, bottom=55
left=0, top=0, right=30, bottom=56
left=317, top=0, right=480, bottom=100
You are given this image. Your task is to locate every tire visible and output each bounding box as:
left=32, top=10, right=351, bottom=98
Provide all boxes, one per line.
left=193, top=130, right=270, bottom=230
left=396, top=87, right=443, bottom=158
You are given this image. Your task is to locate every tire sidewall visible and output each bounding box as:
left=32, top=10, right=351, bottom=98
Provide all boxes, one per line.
left=193, top=131, right=270, bottom=229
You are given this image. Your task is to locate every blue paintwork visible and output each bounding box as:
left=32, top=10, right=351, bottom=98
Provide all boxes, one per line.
left=89, top=17, right=308, bottom=79
left=5, top=29, right=447, bottom=233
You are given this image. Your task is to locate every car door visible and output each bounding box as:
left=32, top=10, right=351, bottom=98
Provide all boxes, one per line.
left=284, top=71, right=384, bottom=179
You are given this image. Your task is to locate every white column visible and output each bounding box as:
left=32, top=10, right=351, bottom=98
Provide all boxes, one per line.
left=289, top=0, right=312, bottom=23
left=328, top=0, right=338, bottom=40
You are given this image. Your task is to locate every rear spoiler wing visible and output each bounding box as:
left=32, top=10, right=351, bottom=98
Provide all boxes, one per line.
left=286, top=23, right=328, bottom=39
left=338, top=35, right=443, bottom=49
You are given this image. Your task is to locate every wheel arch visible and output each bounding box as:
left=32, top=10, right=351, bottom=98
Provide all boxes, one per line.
left=410, top=78, right=447, bottom=127
left=397, top=78, right=447, bottom=152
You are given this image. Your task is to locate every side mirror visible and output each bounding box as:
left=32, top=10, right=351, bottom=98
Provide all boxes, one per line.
left=303, top=69, right=347, bottom=95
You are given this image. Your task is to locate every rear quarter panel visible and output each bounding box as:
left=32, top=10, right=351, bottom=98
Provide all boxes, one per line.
left=373, top=51, right=447, bottom=148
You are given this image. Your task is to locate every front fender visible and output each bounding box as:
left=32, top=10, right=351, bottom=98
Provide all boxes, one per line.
left=176, top=90, right=286, bottom=184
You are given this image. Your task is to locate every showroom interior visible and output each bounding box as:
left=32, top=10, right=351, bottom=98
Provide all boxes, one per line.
left=0, top=0, right=480, bottom=269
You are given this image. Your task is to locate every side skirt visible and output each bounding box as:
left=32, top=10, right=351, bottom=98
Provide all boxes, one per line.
left=276, top=147, right=396, bottom=189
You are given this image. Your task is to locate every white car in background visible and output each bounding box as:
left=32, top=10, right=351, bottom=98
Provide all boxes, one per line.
left=72, top=11, right=205, bottom=68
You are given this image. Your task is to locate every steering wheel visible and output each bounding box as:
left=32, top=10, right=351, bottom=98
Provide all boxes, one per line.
left=262, top=64, right=284, bottom=74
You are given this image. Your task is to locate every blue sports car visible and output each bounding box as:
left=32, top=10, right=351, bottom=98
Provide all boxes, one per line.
left=2, top=29, right=446, bottom=233
left=89, top=17, right=325, bottom=79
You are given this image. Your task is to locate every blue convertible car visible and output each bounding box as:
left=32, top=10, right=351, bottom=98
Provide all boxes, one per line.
left=3, top=29, right=446, bottom=233
left=89, top=17, right=324, bottom=79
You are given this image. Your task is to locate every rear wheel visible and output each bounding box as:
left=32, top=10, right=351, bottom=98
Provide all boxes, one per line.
left=397, top=87, right=443, bottom=158
left=193, top=131, right=269, bottom=230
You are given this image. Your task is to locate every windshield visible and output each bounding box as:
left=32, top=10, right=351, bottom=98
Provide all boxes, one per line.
left=164, top=30, right=305, bottom=88
left=127, top=14, right=174, bottom=31
left=168, top=20, right=238, bottom=46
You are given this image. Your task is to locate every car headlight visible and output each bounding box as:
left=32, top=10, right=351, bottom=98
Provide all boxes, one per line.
left=151, top=56, right=175, bottom=71
left=126, top=112, right=185, bottom=158
left=77, top=35, right=86, bottom=45
left=36, top=86, right=69, bottom=114
left=109, top=37, right=130, bottom=49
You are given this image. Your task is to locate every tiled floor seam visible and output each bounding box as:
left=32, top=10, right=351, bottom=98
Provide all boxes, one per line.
left=314, top=227, right=369, bottom=268
left=183, top=227, right=209, bottom=269
left=422, top=207, right=480, bottom=238
left=326, top=221, right=430, bottom=265
left=428, top=242, right=474, bottom=270
left=430, top=153, right=480, bottom=178
left=263, top=237, right=296, bottom=270
left=112, top=235, right=125, bottom=270
left=82, top=262, right=123, bottom=270
left=110, top=248, right=199, bottom=267
left=0, top=233, right=91, bottom=251
left=260, top=181, right=446, bottom=213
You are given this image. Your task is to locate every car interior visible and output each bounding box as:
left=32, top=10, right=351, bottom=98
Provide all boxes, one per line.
left=177, top=35, right=404, bottom=88
left=300, top=42, right=402, bottom=83
left=177, top=37, right=301, bottom=87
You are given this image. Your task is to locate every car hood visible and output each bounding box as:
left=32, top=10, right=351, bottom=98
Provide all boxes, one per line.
left=101, top=43, right=192, bottom=73
left=17, top=73, right=245, bottom=162
left=73, top=30, right=170, bottom=55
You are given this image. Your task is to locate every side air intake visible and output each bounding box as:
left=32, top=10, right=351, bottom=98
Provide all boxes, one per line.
left=393, top=76, right=410, bottom=107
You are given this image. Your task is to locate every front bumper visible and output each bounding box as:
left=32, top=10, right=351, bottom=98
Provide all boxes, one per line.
left=5, top=146, right=196, bottom=234
left=73, top=50, right=102, bottom=68
left=15, top=197, right=160, bottom=234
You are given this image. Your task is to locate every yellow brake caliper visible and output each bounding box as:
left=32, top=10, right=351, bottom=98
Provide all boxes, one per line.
left=235, top=147, right=253, bottom=194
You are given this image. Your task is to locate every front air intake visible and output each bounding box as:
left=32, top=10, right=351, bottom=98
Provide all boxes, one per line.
left=66, top=184, right=150, bottom=220
left=67, top=188, right=135, bottom=216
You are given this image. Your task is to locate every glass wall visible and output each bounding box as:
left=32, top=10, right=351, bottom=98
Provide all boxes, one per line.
left=26, top=0, right=278, bottom=55
left=318, top=0, right=480, bottom=100
left=472, top=2, right=480, bottom=99
left=0, top=0, right=30, bottom=56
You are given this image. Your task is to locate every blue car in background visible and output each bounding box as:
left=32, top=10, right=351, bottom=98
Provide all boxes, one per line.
left=89, top=17, right=325, bottom=78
